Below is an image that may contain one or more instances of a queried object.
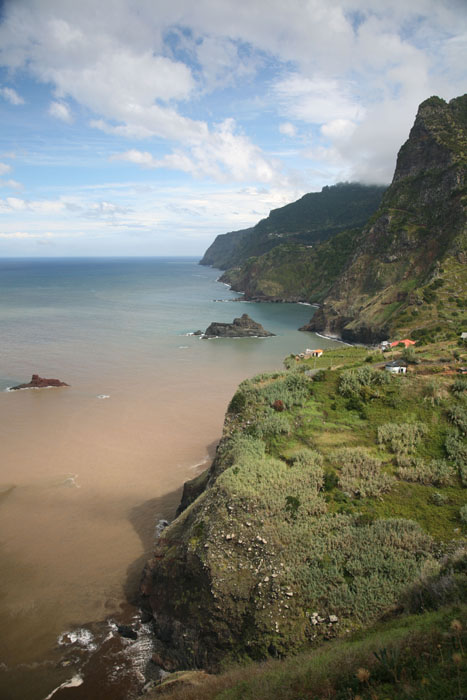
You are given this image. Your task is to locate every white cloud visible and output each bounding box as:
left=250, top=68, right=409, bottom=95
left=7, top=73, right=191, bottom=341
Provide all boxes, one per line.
left=279, top=122, right=297, bottom=137
left=49, top=100, right=73, bottom=122
left=0, top=162, right=12, bottom=175
left=0, top=231, right=54, bottom=239
left=0, top=86, right=24, bottom=104
left=195, top=35, right=258, bottom=91
left=112, top=149, right=158, bottom=168
left=112, top=119, right=281, bottom=183
left=321, top=119, right=357, bottom=140
left=0, top=179, right=22, bottom=189
left=274, top=75, right=365, bottom=124
left=0, top=0, right=465, bottom=239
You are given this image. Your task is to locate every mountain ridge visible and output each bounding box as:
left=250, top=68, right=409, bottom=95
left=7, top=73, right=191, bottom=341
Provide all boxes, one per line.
left=202, top=94, right=466, bottom=344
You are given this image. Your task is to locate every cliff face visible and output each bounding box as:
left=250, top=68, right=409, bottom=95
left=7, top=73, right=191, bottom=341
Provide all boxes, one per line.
left=201, top=95, right=466, bottom=344
left=303, top=95, right=467, bottom=342
left=139, top=350, right=467, bottom=671
left=200, top=183, right=385, bottom=271
left=198, top=227, right=251, bottom=269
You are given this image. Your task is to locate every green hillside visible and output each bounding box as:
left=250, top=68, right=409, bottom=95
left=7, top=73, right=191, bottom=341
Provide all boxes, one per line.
left=202, top=95, right=467, bottom=344
left=141, top=340, right=467, bottom=675
left=200, top=183, right=385, bottom=271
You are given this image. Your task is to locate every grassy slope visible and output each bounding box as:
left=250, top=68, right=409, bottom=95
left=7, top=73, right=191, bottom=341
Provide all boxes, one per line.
left=201, top=183, right=385, bottom=271
left=142, top=339, right=467, bottom=689
left=222, top=229, right=360, bottom=302
left=148, top=604, right=467, bottom=699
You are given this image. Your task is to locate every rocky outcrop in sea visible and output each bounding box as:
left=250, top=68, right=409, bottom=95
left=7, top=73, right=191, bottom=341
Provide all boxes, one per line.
left=203, top=313, right=274, bottom=338
left=10, top=374, right=70, bottom=390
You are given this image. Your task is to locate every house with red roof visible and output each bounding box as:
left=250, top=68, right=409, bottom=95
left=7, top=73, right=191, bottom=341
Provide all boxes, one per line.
left=389, top=339, right=416, bottom=348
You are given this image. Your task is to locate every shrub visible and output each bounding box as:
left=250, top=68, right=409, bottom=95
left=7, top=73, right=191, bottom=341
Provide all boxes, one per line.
left=452, top=378, right=467, bottom=395
left=285, top=495, right=301, bottom=520
left=257, top=370, right=311, bottom=409
left=227, top=379, right=258, bottom=414
left=422, top=379, right=446, bottom=405
left=430, top=492, right=448, bottom=506
left=402, top=553, right=466, bottom=613
left=377, top=422, right=427, bottom=455
left=397, top=459, right=455, bottom=486
left=339, top=366, right=390, bottom=399
left=291, top=449, right=324, bottom=491
left=445, top=429, right=467, bottom=476
left=249, top=410, right=291, bottom=439
left=447, top=405, right=467, bottom=434
left=223, top=434, right=266, bottom=466
left=460, top=504, right=467, bottom=525
left=402, top=347, right=419, bottom=364
left=332, top=447, right=394, bottom=498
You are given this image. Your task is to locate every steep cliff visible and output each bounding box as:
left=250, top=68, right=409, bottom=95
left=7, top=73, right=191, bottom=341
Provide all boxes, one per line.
left=141, top=343, right=466, bottom=671
left=302, top=95, right=467, bottom=342
left=201, top=95, right=466, bottom=344
left=200, top=183, right=385, bottom=271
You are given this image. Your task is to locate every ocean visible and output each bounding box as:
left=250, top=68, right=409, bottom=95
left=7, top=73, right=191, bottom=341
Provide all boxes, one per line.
left=0, top=257, right=340, bottom=699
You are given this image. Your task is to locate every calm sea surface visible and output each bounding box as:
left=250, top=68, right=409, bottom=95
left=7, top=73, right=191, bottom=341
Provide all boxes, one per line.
left=0, top=257, right=340, bottom=699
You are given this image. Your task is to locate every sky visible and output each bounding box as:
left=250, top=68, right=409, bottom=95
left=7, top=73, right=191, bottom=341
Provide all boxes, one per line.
left=0, top=0, right=465, bottom=257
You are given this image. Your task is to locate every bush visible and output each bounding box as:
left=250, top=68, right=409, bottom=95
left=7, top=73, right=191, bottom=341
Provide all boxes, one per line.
left=332, top=447, right=394, bottom=498
left=422, top=379, right=446, bottom=405
left=402, top=347, right=419, bottom=364
left=460, top=504, right=467, bottom=525
left=339, top=366, right=390, bottom=400
left=451, top=377, right=467, bottom=396
left=447, top=405, right=467, bottom=434
left=397, top=459, right=455, bottom=487
left=249, top=410, right=291, bottom=439
left=445, top=429, right=467, bottom=476
left=291, top=449, right=324, bottom=492
left=223, top=434, right=266, bottom=466
left=257, top=370, right=311, bottom=409
left=430, top=492, right=448, bottom=506
left=378, top=422, right=427, bottom=455
left=284, top=495, right=301, bottom=520
left=402, top=552, right=466, bottom=613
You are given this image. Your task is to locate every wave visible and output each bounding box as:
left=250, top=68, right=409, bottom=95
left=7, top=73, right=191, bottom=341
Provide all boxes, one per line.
left=314, top=332, right=352, bottom=346
left=190, top=455, right=210, bottom=470
left=62, top=473, right=80, bottom=489
left=97, top=394, right=110, bottom=399
left=57, top=627, right=97, bottom=652
left=43, top=675, right=83, bottom=700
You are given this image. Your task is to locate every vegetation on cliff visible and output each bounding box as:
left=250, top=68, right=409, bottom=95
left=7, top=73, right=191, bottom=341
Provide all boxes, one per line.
left=304, top=94, right=467, bottom=343
left=199, top=183, right=385, bottom=272
left=141, top=339, right=466, bottom=677
left=146, top=604, right=467, bottom=699
left=201, top=95, right=467, bottom=344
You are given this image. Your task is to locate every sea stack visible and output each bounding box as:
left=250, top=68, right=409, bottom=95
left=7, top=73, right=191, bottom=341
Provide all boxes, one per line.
left=10, top=374, right=70, bottom=390
left=203, top=313, right=274, bottom=338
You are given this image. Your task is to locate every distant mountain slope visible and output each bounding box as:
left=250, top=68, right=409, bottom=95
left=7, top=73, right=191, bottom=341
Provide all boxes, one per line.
left=202, top=95, right=466, bottom=344
left=199, top=183, right=386, bottom=270
left=303, top=94, right=467, bottom=343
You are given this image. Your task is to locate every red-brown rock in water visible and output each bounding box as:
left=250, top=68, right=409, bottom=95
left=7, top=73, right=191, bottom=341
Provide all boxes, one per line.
left=10, top=374, right=70, bottom=390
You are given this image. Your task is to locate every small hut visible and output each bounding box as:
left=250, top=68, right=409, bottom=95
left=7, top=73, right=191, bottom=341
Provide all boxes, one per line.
left=385, top=360, right=407, bottom=374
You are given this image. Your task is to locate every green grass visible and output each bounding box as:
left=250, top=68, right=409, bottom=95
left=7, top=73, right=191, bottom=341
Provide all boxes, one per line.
left=147, top=604, right=467, bottom=700
left=145, top=340, right=467, bottom=676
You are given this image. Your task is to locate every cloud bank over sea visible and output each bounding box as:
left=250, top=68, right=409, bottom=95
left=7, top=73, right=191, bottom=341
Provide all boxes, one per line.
left=0, top=0, right=465, bottom=255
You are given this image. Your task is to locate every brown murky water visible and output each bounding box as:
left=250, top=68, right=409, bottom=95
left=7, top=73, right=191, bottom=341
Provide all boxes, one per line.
left=0, top=258, right=338, bottom=699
